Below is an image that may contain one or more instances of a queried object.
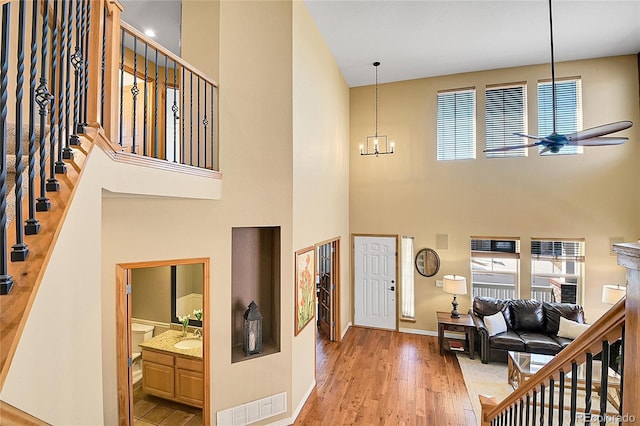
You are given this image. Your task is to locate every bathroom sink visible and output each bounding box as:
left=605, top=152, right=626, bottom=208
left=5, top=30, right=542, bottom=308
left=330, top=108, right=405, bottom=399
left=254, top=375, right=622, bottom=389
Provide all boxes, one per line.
left=174, top=339, right=202, bottom=350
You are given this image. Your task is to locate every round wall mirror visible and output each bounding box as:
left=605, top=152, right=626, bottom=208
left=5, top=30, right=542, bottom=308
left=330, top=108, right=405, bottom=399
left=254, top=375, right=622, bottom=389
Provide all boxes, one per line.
left=415, top=248, right=440, bottom=277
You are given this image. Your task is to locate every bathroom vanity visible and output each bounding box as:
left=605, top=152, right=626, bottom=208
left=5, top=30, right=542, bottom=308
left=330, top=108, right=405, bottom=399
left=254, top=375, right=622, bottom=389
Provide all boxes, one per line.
left=139, top=330, right=204, bottom=408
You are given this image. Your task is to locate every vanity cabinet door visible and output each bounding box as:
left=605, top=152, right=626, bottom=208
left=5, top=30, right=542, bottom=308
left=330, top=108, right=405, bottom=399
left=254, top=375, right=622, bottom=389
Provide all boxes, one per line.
left=175, top=368, right=204, bottom=408
left=142, top=350, right=175, bottom=399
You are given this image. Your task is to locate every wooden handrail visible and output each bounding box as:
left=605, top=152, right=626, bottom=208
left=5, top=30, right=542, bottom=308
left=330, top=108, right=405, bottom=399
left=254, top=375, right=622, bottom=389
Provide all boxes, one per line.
left=120, top=21, right=219, bottom=88
left=482, top=298, right=626, bottom=424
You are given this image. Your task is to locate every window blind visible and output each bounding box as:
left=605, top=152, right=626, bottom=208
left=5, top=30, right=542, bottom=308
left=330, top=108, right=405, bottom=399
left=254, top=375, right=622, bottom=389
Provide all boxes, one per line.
left=437, top=89, right=476, bottom=160
left=538, top=79, right=583, bottom=155
left=531, top=239, right=585, bottom=262
left=485, top=84, right=527, bottom=158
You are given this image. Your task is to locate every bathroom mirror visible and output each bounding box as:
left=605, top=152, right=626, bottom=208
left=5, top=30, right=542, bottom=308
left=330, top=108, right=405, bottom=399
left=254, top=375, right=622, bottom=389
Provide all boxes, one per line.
left=171, top=264, right=204, bottom=327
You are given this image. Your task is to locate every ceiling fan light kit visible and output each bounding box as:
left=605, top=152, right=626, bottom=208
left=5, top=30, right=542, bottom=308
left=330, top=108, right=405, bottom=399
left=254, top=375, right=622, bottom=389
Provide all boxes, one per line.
left=483, top=0, right=632, bottom=155
left=360, top=61, right=395, bottom=157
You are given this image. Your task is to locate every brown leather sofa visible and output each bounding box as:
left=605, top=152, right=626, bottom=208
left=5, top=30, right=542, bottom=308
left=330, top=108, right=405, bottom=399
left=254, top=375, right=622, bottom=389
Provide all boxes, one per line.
left=471, top=297, right=585, bottom=364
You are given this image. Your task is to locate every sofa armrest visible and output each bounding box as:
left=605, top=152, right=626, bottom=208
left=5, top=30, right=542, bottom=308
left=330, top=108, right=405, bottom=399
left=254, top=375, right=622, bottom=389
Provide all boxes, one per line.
left=470, top=310, right=491, bottom=363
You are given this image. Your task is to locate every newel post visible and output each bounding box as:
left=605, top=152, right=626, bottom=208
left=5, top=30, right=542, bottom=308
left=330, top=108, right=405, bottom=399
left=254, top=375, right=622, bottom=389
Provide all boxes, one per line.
left=478, top=394, right=498, bottom=426
left=86, top=0, right=105, bottom=126
left=101, top=0, right=123, bottom=141
left=613, top=242, right=640, bottom=424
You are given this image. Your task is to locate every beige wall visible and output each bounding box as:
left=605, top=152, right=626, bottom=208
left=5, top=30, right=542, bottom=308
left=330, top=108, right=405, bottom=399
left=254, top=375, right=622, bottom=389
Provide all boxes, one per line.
left=350, top=55, right=640, bottom=333
left=291, top=0, right=351, bottom=412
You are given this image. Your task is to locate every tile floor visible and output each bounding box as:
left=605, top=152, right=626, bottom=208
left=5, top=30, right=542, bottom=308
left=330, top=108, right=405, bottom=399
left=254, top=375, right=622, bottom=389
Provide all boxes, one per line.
left=133, top=385, right=203, bottom=426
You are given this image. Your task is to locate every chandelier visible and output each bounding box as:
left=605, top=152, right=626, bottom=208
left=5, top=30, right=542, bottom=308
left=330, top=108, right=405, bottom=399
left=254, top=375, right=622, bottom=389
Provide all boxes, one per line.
left=360, top=61, right=395, bottom=157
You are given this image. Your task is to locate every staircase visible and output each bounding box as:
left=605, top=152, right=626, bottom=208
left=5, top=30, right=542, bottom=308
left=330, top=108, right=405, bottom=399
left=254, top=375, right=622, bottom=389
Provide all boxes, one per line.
left=0, top=1, right=219, bottom=422
left=480, top=243, right=640, bottom=426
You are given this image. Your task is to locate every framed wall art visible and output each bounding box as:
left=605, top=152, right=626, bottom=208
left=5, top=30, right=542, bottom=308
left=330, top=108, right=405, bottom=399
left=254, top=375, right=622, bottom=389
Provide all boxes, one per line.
left=295, top=246, right=316, bottom=335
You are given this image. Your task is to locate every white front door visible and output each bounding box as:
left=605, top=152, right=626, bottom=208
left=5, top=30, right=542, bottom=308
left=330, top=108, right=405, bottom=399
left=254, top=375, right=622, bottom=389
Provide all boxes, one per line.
left=354, top=236, right=397, bottom=330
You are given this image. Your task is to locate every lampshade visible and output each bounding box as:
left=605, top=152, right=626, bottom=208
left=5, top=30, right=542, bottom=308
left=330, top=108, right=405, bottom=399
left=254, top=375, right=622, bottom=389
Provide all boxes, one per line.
left=602, top=284, right=626, bottom=305
left=443, top=275, right=467, bottom=295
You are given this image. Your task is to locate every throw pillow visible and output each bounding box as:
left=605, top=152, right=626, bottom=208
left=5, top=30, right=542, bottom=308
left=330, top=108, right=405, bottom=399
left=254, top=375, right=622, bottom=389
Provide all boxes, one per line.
left=557, top=316, right=590, bottom=339
left=484, top=312, right=508, bottom=337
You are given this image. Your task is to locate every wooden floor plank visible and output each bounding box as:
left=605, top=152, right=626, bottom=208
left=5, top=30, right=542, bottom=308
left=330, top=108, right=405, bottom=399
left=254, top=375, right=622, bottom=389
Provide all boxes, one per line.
left=295, top=327, right=476, bottom=426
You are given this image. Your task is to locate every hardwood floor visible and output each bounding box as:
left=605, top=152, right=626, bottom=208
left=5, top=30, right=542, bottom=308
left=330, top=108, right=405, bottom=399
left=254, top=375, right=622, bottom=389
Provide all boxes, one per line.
left=294, top=326, right=476, bottom=426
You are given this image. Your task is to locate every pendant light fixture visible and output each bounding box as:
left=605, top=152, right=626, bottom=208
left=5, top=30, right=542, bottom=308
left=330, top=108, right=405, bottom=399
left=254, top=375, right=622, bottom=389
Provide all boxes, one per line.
left=360, top=61, right=395, bottom=157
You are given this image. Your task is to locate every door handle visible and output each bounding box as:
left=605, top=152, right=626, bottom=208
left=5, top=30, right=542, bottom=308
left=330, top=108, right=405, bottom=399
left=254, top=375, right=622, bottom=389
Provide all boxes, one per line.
left=389, top=286, right=395, bottom=291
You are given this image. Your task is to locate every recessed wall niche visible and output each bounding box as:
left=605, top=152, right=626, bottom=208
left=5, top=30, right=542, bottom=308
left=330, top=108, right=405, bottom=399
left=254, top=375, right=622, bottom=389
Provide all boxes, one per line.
left=231, top=226, right=281, bottom=362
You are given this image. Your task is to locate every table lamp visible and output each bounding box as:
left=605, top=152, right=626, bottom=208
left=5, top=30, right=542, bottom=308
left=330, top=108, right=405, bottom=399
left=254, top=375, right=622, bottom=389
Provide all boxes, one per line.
left=443, top=275, right=467, bottom=318
left=601, top=284, right=626, bottom=305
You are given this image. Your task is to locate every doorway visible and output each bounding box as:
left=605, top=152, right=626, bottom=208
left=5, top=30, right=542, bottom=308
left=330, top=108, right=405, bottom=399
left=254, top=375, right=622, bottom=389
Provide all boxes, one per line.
left=353, top=235, right=397, bottom=330
left=316, top=238, right=340, bottom=341
left=116, top=258, right=210, bottom=425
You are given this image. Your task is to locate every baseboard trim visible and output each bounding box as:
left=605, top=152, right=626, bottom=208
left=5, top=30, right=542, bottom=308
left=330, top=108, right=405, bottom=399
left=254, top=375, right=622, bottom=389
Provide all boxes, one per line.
left=270, top=380, right=316, bottom=426
left=341, top=322, right=352, bottom=339
left=399, top=327, right=437, bottom=337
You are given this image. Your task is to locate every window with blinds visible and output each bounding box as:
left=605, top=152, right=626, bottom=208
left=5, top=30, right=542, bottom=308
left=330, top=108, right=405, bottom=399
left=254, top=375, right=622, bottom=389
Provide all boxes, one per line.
left=470, top=238, right=520, bottom=300
left=437, top=88, right=476, bottom=160
left=531, top=239, right=585, bottom=304
left=485, top=84, right=528, bottom=158
left=538, top=78, right=583, bottom=155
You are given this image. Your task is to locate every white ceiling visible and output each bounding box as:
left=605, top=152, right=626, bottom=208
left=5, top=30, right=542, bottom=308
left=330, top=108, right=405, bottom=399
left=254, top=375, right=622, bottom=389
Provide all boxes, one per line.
left=119, top=0, right=640, bottom=88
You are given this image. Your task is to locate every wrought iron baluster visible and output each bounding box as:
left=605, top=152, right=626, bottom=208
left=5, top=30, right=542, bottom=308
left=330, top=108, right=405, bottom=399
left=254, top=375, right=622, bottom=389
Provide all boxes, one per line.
left=80, top=0, right=90, bottom=127
left=76, top=0, right=87, bottom=131
left=181, top=66, right=185, bottom=164
left=519, top=398, right=524, bottom=426
left=36, top=0, right=52, bottom=212
left=163, top=54, right=167, bottom=160
left=132, top=36, right=138, bottom=153
left=0, top=2, right=14, bottom=294
left=570, top=362, right=578, bottom=426
left=584, top=353, right=593, bottom=422
left=25, top=0, right=40, bottom=235
left=46, top=0, right=59, bottom=192
left=173, top=61, right=177, bottom=162
left=549, top=378, right=555, bottom=426
left=55, top=0, right=68, bottom=174
left=11, top=0, right=29, bottom=262
left=143, top=41, right=148, bottom=156
left=619, top=326, right=624, bottom=419
left=118, top=28, right=124, bottom=146
left=69, top=0, right=83, bottom=145
left=558, top=371, right=565, bottom=426
left=100, top=3, right=106, bottom=127
left=540, top=384, right=545, bottom=426
left=526, top=394, right=531, bottom=426
left=62, top=0, right=73, bottom=159
left=532, top=390, right=537, bottom=426
left=203, top=81, right=208, bottom=168
left=153, top=48, right=158, bottom=158
left=599, top=341, right=610, bottom=426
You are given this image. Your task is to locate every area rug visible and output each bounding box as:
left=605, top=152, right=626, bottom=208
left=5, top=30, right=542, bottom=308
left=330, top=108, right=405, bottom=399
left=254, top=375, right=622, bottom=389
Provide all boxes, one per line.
left=456, top=354, right=513, bottom=424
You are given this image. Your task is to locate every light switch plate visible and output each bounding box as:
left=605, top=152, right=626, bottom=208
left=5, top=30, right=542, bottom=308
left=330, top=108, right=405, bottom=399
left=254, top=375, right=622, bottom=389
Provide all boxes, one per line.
left=436, top=280, right=443, bottom=288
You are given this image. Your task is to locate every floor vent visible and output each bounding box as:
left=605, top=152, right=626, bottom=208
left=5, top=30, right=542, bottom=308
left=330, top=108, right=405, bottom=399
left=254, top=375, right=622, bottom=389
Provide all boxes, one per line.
left=216, top=392, right=287, bottom=426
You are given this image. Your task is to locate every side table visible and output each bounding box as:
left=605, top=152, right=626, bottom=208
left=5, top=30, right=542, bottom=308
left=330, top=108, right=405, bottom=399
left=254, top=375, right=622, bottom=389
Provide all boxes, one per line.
left=437, top=311, right=475, bottom=359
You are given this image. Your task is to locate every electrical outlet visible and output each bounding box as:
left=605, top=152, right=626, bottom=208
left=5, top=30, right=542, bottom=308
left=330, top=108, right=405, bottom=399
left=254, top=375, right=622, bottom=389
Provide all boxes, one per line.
left=436, top=280, right=443, bottom=288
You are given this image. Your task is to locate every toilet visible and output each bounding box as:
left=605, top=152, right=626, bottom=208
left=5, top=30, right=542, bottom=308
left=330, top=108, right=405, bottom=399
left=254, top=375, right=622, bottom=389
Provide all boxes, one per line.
left=131, top=322, right=155, bottom=385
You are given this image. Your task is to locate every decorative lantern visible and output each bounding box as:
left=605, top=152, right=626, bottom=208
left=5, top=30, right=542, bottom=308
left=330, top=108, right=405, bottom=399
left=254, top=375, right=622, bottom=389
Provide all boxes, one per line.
left=243, top=301, right=263, bottom=356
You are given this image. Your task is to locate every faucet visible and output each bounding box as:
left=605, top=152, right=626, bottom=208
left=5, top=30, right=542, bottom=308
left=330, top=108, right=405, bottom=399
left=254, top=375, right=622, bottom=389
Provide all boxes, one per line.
left=193, top=328, right=202, bottom=339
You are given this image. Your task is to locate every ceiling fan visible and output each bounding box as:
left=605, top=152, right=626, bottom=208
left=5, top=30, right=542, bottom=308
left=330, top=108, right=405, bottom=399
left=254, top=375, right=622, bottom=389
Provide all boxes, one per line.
left=484, top=0, right=632, bottom=155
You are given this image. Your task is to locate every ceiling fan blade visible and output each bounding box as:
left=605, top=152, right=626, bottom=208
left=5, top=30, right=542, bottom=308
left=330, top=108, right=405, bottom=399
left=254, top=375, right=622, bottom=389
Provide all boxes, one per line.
left=565, top=121, right=633, bottom=142
left=570, top=137, right=628, bottom=147
left=514, top=132, right=542, bottom=141
left=483, top=142, right=539, bottom=153
left=539, top=146, right=554, bottom=155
